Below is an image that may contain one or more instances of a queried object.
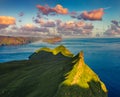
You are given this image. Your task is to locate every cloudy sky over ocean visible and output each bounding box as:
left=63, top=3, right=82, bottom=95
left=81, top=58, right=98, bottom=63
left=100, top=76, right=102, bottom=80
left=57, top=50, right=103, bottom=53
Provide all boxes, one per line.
left=0, top=0, right=120, bottom=37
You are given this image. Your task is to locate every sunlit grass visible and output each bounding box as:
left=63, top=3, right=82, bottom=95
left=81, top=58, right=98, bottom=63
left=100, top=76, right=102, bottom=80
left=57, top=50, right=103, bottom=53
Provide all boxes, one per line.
left=35, top=45, right=73, bottom=57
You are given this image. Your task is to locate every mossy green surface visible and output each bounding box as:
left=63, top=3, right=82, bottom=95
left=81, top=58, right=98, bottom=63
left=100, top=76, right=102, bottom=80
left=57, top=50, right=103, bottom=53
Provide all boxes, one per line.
left=0, top=45, right=108, bottom=97
left=34, top=45, right=73, bottom=57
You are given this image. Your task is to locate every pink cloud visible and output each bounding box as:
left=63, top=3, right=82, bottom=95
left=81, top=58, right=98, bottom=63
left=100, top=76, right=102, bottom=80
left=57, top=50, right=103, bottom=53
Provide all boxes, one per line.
left=57, top=21, right=94, bottom=35
left=0, top=16, right=16, bottom=29
left=71, top=8, right=104, bottom=21
left=36, top=4, right=68, bottom=15
left=81, top=8, right=104, bottom=20
left=54, top=4, right=68, bottom=14
left=104, top=24, right=120, bottom=36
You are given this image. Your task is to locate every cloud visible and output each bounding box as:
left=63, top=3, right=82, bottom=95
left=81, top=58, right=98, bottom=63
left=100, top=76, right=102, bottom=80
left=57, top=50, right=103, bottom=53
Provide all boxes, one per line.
left=0, top=16, right=16, bottom=29
left=104, top=26, right=120, bottom=36
left=111, top=20, right=120, bottom=27
left=75, top=21, right=85, bottom=27
left=54, top=4, right=68, bottom=14
left=41, top=21, right=56, bottom=27
left=20, top=24, right=49, bottom=32
left=104, top=7, right=111, bottom=10
left=104, top=20, right=120, bottom=36
left=0, top=24, right=49, bottom=37
left=36, top=4, right=68, bottom=15
left=57, top=21, right=94, bottom=36
left=18, top=12, right=24, bottom=22
left=33, top=18, right=40, bottom=24
left=18, top=12, right=24, bottom=17
left=71, top=8, right=104, bottom=21
left=0, top=16, right=16, bottom=25
left=21, top=24, right=36, bottom=31
left=55, top=19, right=62, bottom=26
left=70, top=11, right=78, bottom=18
left=34, top=19, right=56, bottom=27
left=36, top=4, right=104, bottom=22
left=0, top=19, right=94, bottom=37
left=18, top=20, right=22, bottom=22
left=36, top=4, right=104, bottom=21
left=31, top=18, right=94, bottom=37
left=36, top=5, right=54, bottom=15
left=80, top=8, right=104, bottom=20
left=36, top=13, right=42, bottom=18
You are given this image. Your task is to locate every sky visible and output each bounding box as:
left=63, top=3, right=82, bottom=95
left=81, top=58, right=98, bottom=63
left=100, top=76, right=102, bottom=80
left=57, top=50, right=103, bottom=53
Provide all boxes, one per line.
left=0, top=0, right=120, bottom=38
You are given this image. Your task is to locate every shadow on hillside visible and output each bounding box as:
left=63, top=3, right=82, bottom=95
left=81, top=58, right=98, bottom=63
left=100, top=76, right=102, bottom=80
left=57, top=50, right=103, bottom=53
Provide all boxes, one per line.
left=0, top=51, right=74, bottom=97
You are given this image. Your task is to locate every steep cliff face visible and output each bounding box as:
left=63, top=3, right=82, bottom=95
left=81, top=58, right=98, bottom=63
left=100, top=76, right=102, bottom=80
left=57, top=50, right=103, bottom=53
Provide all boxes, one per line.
left=0, top=45, right=108, bottom=97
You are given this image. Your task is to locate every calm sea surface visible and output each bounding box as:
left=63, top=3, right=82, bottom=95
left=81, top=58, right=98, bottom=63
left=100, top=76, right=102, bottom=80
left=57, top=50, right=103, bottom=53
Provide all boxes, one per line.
left=0, top=38, right=120, bottom=97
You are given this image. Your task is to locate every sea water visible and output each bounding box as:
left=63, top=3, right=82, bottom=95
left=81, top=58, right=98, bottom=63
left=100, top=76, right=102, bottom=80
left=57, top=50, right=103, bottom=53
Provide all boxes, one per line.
left=0, top=38, right=120, bottom=97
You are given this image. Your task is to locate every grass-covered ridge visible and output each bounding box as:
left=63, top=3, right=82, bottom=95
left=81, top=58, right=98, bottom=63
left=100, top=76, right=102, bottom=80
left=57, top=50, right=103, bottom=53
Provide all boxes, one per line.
left=0, top=45, right=108, bottom=97
left=35, top=45, right=73, bottom=57
left=54, top=52, right=107, bottom=97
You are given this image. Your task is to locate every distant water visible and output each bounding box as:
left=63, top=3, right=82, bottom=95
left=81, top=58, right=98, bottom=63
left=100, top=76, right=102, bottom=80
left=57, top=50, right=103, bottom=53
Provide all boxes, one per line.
left=0, top=38, right=120, bottom=97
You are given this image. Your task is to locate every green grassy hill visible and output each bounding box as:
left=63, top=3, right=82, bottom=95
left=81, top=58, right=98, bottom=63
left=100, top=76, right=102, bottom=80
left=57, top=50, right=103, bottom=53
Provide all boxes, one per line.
left=0, top=45, right=108, bottom=97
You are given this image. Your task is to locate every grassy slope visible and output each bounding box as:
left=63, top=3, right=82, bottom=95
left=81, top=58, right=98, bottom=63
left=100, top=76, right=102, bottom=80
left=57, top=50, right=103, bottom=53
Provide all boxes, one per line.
left=0, top=45, right=108, bottom=97
left=54, top=52, right=107, bottom=97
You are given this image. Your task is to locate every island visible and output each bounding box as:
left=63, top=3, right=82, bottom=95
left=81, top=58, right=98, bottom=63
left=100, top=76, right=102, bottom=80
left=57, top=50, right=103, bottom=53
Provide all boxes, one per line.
left=0, top=35, right=62, bottom=46
left=0, top=35, right=39, bottom=46
left=42, top=36, right=62, bottom=44
left=0, top=45, right=108, bottom=97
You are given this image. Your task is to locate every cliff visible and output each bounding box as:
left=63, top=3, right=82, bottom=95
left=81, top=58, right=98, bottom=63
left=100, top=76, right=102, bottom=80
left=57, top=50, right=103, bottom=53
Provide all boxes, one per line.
left=0, top=45, right=108, bottom=97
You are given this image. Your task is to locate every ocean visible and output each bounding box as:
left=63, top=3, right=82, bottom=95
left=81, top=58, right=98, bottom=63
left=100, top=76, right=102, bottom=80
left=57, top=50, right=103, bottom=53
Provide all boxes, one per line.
left=0, top=38, right=120, bottom=97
